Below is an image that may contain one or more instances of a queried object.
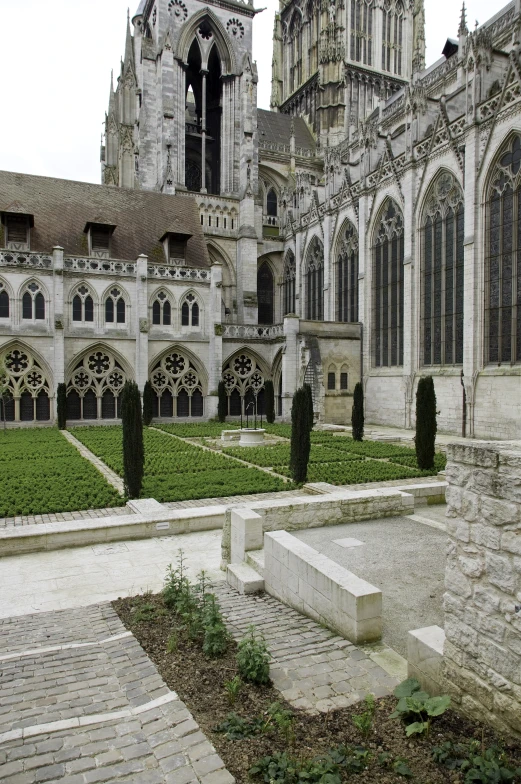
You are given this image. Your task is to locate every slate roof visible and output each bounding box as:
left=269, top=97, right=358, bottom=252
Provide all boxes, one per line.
left=257, top=110, right=316, bottom=153
left=0, top=171, right=210, bottom=268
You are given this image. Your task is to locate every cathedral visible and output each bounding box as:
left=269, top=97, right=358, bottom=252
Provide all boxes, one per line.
left=0, top=0, right=520, bottom=438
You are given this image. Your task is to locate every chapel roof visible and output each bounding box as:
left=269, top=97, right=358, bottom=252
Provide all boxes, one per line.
left=257, top=110, right=316, bottom=153
left=0, top=170, right=210, bottom=268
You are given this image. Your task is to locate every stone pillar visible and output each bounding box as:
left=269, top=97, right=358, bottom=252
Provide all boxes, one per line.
left=443, top=441, right=521, bottom=740
left=135, top=255, right=149, bottom=393
left=237, top=197, right=258, bottom=324
left=207, top=262, right=223, bottom=419
left=323, top=214, right=332, bottom=321
left=282, top=314, right=299, bottom=420
left=52, top=246, right=65, bottom=423
left=402, top=167, right=416, bottom=428
left=357, top=194, right=370, bottom=383
left=462, top=127, right=480, bottom=437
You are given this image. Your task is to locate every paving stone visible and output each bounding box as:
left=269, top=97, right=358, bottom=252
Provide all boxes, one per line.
left=34, top=764, right=66, bottom=782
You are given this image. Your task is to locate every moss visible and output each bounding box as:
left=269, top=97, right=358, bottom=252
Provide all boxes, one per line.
left=149, top=243, right=166, bottom=264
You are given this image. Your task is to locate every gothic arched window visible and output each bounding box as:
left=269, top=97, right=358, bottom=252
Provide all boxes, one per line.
left=72, top=285, right=94, bottom=324
left=267, top=188, right=278, bottom=217
left=485, top=135, right=521, bottom=364
left=66, top=350, right=127, bottom=421
left=152, top=291, right=172, bottom=326
left=180, top=293, right=200, bottom=327
left=283, top=251, right=296, bottom=316
left=257, top=262, right=274, bottom=325
left=222, top=353, right=266, bottom=417
left=336, top=222, right=359, bottom=322
left=0, top=346, right=51, bottom=422
left=350, top=0, right=374, bottom=66
left=421, top=173, right=464, bottom=366
left=22, top=282, right=45, bottom=321
left=373, top=199, right=404, bottom=367
left=150, top=350, right=205, bottom=418
left=105, top=288, right=126, bottom=324
left=382, top=0, right=403, bottom=75
left=305, top=236, right=324, bottom=321
left=0, top=282, right=9, bottom=319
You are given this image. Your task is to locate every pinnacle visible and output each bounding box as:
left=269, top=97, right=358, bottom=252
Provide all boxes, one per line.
left=458, top=2, right=468, bottom=36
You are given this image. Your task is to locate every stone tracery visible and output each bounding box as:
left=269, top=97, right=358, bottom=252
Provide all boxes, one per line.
left=222, top=353, right=266, bottom=416
left=0, top=345, right=51, bottom=422
left=150, top=350, right=204, bottom=418
left=66, top=350, right=128, bottom=420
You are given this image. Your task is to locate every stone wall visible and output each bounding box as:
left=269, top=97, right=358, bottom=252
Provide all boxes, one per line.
left=443, top=441, right=521, bottom=739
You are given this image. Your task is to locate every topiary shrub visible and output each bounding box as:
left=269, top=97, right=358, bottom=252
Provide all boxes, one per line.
left=303, top=383, right=314, bottom=430
left=57, top=383, right=67, bottom=430
left=142, top=381, right=154, bottom=427
left=217, top=381, right=227, bottom=423
left=264, top=380, right=275, bottom=424
left=415, top=376, right=437, bottom=470
left=121, top=380, right=144, bottom=499
left=290, top=386, right=312, bottom=484
left=351, top=382, right=364, bottom=442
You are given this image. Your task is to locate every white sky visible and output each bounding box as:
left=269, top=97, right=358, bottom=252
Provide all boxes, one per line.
left=0, top=0, right=506, bottom=185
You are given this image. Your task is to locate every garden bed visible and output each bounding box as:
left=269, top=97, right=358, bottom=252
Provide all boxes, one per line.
left=114, top=589, right=521, bottom=784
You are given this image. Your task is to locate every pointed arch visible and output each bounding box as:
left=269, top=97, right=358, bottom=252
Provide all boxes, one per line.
left=283, top=249, right=296, bottom=316
left=148, top=344, right=207, bottom=419
left=150, top=287, right=174, bottom=327
left=304, top=235, right=324, bottom=321
left=221, top=349, right=269, bottom=417
left=0, top=341, right=54, bottom=422
left=372, top=197, right=404, bottom=367
left=0, top=276, right=13, bottom=320
left=334, top=218, right=359, bottom=323
left=65, top=344, right=133, bottom=421
left=19, top=278, right=48, bottom=322
left=69, top=281, right=97, bottom=325
left=176, top=9, right=237, bottom=74
left=257, top=260, right=274, bottom=325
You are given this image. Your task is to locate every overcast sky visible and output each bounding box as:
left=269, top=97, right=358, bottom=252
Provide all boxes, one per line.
left=0, top=0, right=505, bottom=185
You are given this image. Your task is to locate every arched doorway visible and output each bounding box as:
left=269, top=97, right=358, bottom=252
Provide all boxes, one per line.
left=257, top=262, right=274, bottom=325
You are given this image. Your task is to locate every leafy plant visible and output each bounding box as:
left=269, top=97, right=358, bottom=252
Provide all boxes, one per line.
left=263, top=702, right=295, bottom=745
left=202, top=593, right=230, bottom=658
left=217, top=381, right=227, bottom=423
left=264, top=380, right=275, bottom=424
left=250, top=751, right=342, bottom=784
left=415, top=376, right=437, bottom=470
left=290, top=387, right=312, bottom=484
left=394, top=759, right=414, bottom=777
left=433, top=740, right=521, bottom=782
left=121, top=380, right=144, bottom=499
left=215, top=712, right=264, bottom=740
left=224, top=676, right=242, bottom=706
left=351, top=381, right=364, bottom=441
left=163, top=551, right=191, bottom=611
left=352, top=693, right=375, bottom=737
left=329, top=744, right=371, bottom=774
left=142, top=380, right=154, bottom=426
left=390, top=678, right=451, bottom=737
left=237, top=625, right=270, bottom=685
left=166, top=631, right=178, bottom=653
left=132, top=600, right=166, bottom=623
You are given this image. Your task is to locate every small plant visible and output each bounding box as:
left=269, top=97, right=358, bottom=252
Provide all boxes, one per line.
left=432, top=740, right=521, bottom=783
left=163, top=551, right=191, bottom=611
left=215, top=712, right=263, bottom=740
left=390, top=677, right=451, bottom=737
left=351, top=381, right=364, bottom=442
left=166, top=631, right=178, bottom=653
left=352, top=693, right=375, bottom=737
left=330, top=744, right=371, bottom=774
left=263, top=702, right=295, bottom=745
left=394, top=758, right=414, bottom=778
left=224, top=675, right=242, bottom=706
left=132, top=599, right=166, bottom=623
left=250, top=751, right=342, bottom=784
left=236, top=625, right=270, bottom=685
left=202, top=594, right=230, bottom=658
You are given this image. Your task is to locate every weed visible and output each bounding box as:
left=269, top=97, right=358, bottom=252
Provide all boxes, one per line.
left=262, top=702, right=295, bottom=745
left=224, top=676, right=242, bottom=706
left=390, top=677, right=451, bottom=736
left=432, top=740, right=521, bottom=783
left=166, top=632, right=178, bottom=653
left=352, top=693, right=376, bottom=737
left=215, top=713, right=263, bottom=740
left=250, top=750, right=342, bottom=783
left=394, top=758, right=414, bottom=777
left=236, top=625, right=271, bottom=685
left=329, top=744, right=371, bottom=774
left=202, top=594, right=230, bottom=658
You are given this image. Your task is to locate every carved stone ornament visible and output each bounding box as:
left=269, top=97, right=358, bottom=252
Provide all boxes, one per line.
left=214, top=323, right=223, bottom=336
left=55, top=318, right=64, bottom=330
left=139, top=318, right=149, bottom=333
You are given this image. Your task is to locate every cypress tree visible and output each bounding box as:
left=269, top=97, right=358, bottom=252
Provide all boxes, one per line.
left=57, top=383, right=67, bottom=430
left=217, top=381, right=227, bottom=423
left=121, top=381, right=144, bottom=499
left=142, top=381, right=154, bottom=426
left=303, top=383, right=314, bottom=431
left=290, top=387, right=312, bottom=484
left=264, top=380, right=275, bottom=424
left=351, top=382, right=364, bottom=442
left=415, top=376, right=437, bottom=470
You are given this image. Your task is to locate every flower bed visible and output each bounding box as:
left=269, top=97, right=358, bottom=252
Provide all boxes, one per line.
left=71, top=426, right=289, bottom=502
left=153, top=422, right=240, bottom=438
left=0, top=429, right=124, bottom=517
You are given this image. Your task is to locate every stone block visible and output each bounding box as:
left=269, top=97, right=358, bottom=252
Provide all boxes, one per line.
left=407, top=626, right=445, bottom=696
left=230, top=508, right=263, bottom=564
left=226, top=563, right=264, bottom=595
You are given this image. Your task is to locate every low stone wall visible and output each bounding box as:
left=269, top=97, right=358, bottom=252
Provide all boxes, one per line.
left=443, top=440, right=521, bottom=739
left=264, top=531, right=382, bottom=644
left=221, top=488, right=415, bottom=567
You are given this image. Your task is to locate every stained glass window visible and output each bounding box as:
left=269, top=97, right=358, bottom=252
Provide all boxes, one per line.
left=372, top=199, right=404, bottom=367
left=336, top=222, right=359, bottom=322
left=305, top=236, right=324, bottom=321
left=283, top=251, right=296, bottom=315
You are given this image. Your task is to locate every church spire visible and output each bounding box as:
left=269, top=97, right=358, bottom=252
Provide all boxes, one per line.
left=108, top=70, right=115, bottom=115
left=458, top=2, right=469, bottom=37
left=124, top=9, right=135, bottom=71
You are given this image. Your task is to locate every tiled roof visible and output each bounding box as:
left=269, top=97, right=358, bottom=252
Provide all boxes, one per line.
left=257, top=110, right=316, bottom=152
left=0, top=171, right=210, bottom=268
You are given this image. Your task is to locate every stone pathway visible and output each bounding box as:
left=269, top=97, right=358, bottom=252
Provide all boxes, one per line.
left=214, top=584, right=398, bottom=714
left=0, top=604, right=234, bottom=784
left=62, top=431, right=124, bottom=495
left=0, top=507, right=130, bottom=530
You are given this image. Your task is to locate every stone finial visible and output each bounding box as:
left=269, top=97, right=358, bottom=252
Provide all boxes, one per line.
left=458, top=2, right=468, bottom=37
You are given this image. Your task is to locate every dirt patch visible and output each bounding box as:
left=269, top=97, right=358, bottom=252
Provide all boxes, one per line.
left=113, top=593, right=521, bottom=783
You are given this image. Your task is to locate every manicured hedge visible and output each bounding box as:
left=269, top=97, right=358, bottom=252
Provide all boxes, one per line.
left=154, top=422, right=240, bottom=438
left=0, top=429, right=123, bottom=517
left=277, top=459, right=424, bottom=485
left=224, top=443, right=363, bottom=468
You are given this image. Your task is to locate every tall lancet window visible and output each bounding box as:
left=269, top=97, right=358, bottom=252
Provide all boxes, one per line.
left=350, top=0, right=373, bottom=66
left=283, top=250, right=296, bottom=315
left=305, top=236, right=324, bottom=321
left=336, top=222, right=359, bottom=323
left=421, top=173, right=464, bottom=366
left=373, top=199, right=404, bottom=367
left=382, top=0, right=403, bottom=75
left=485, top=135, right=521, bottom=365
left=184, top=29, right=222, bottom=195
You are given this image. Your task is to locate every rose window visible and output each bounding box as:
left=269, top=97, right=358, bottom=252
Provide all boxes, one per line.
left=88, top=352, right=111, bottom=376
left=168, top=0, right=187, bottom=19
left=227, top=18, right=244, bottom=37
left=25, top=371, right=44, bottom=389
left=152, top=370, right=168, bottom=388
left=183, top=372, right=197, bottom=388
left=73, top=371, right=91, bottom=389
left=165, top=353, right=186, bottom=375
left=108, top=371, right=124, bottom=389
left=6, top=350, right=30, bottom=374
left=234, top=355, right=252, bottom=376
left=223, top=372, right=236, bottom=389
left=250, top=371, right=264, bottom=390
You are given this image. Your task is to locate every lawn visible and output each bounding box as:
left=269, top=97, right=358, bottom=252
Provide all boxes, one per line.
left=71, top=426, right=289, bottom=502
left=0, top=428, right=124, bottom=517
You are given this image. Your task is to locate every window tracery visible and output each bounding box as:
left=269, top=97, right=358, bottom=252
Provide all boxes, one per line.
left=72, top=284, right=94, bottom=324
left=0, top=281, right=9, bottom=319
left=421, top=173, right=464, bottom=366
left=485, top=135, right=521, bottom=364
left=22, top=282, right=45, bottom=321
left=181, top=293, right=200, bottom=327
left=336, top=222, right=359, bottom=323
left=0, top=346, right=51, bottom=422
left=221, top=353, right=265, bottom=416
left=105, top=287, right=126, bottom=324
left=152, top=291, right=172, bottom=326
left=305, top=236, right=324, bottom=321
left=382, top=0, right=403, bottom=75
left=283, top=251, right=296, bottom=316
left=66, top=351, right=127, bottom=420
left=350, top=0, right=373, bottom=67
left=373, top=199, right=404, bottom=367
left=150, top=351, right=204, bottom=418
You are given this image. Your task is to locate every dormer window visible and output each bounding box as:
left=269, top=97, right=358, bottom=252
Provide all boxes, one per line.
left=84, top=221, right=116, bottom=259
left=160, top=230, right=192, bottom=265
left=1, top=206, right=34, bottom=251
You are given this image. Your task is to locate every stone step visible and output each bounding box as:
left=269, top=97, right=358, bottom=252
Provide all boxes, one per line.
left=226, top=563, right=264, bottom=594
left=246, top=548, right=265, bottom=576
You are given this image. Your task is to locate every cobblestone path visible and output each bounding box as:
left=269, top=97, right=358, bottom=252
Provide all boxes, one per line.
left=0, top=604, right=233, bottom=784
left=214, top=584, right=398, bottom=714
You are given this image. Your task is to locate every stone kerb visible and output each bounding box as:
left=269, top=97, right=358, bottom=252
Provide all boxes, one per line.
left=442, top=440, right=521, bottom=739
left=264, top=530, right=382, bottom=644
left=221, top=488, right=414, bottom=568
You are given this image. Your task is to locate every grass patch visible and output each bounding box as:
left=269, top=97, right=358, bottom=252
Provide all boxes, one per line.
left=0, top=428, right=123, bottom=517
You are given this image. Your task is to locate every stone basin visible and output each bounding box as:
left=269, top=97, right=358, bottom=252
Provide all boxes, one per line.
left=239, top=428, right=266, bottom=446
